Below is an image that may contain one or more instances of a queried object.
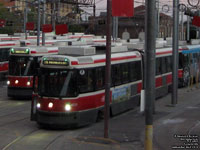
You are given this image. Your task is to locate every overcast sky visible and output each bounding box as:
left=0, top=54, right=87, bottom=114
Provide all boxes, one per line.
left=87, top=0, right=189, bottom=15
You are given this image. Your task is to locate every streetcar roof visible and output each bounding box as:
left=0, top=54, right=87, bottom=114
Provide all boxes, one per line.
left=0, top=41, right=17, bottom=47
left=9, top=46, right=58, bottom=56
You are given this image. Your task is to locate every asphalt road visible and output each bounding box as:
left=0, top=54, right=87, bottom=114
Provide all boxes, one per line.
left=1, top=80, right=200, bottom=150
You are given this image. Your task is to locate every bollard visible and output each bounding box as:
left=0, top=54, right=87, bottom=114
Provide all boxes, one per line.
left=140, top=89, right=145, bottom=112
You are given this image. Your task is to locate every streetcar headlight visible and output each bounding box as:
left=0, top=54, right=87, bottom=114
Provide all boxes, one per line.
left=48, top=102, right=53, bottom=108
left=36, top=103, right=41, bottom=109
left=7, top=80, right=10, bottom=85
left=65, top=104, right=71, bottom=111
left=27, top=81, right=31, bottom=86
left=15, top=80, right=19, bottom=84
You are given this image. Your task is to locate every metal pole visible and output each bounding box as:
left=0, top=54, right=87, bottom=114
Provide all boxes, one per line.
left=199, top=11, right=200, bottom=39
left=145, top=0, right=156, bottom=149
left=156, top=0, right=160, bottom=38
left=112, top=17, right=118, bottom=40
left=93, top=0, right=96, bottom=33
left=104, top=0, right=111, bottom=138
left=42, top=0, right=46, bottom=46
left=58, top=0, right=61, bottom=23
left=53, top=0, right=56, bottom=31
left=187, top=15, right=190, bottom=42
left=24, top=1, right=28, bottom=39
left=37, top=0, right=41, bottom=46
left=181, top=11, right=184, bottom=40
left=172, top=0, right=179, bottom=105
left=112, top=17, right=116, bottom=40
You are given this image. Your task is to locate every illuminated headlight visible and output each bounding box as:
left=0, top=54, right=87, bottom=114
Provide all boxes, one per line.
left=65, top=104, right=71, bottom=111
left=36, top=103, right=41, bottom=109
left=27, top=81, right=31, bottom=86
left=15, top=80, right=19, bottom=84
left=48, top=102, right=53, bottom=108
left=7, top=81, right=10, bottom=85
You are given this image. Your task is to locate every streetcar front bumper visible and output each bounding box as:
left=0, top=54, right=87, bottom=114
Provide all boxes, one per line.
left=36, top=109, right=98, bottom=128
left=7, top=87, right=33, bottom=98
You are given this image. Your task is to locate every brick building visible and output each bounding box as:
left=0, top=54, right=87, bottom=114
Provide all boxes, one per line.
left=92, top=5, right=175, bottom=39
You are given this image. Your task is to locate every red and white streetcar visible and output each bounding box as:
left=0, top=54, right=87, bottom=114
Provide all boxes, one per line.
left=31, top=44, right=183, bottom=127
left=7, top=46, right=58, bottom=98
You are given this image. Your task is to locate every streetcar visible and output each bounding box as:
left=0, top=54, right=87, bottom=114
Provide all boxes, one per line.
left=7, top=46, right=58, bottom=98
left=31, top=44, right=182, bottom=127
left=179, top=45, right=200, bottom=87
left=0, top=41, right=18, bottom=79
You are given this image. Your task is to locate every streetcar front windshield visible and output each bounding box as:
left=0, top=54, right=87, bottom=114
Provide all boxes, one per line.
left=9, top=56, right=34, bottom=76
left=38, top=68, right=77, bottom=98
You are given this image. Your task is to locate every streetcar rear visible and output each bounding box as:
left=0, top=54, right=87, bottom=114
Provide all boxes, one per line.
left=7, top=46, right=58, bottom=98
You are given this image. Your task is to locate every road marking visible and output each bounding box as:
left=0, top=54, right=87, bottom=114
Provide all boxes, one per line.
left=70, top=136, right=121, bottom=149
left=162, top=118, right=185, bottom=125
left=2, top=136, right=21, bottom=150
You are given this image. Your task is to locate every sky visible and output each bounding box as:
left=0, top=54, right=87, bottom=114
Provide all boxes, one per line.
left=83, top=0, right=190, bottom=16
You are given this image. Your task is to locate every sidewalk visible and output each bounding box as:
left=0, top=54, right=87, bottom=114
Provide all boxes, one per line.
left=59, top=87, right=200, bottom=150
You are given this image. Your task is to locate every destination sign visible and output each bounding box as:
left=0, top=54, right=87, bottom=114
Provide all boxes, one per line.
left=11, top=48, right=29, bottom=54
left=43, top=60, right=69, bottom=66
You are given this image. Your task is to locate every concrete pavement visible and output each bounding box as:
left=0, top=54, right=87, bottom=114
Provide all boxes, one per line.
left=62, top=87, right=200, bottom=150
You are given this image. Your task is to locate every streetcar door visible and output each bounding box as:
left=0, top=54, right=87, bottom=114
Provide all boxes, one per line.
left=30, top=69, right=39, bottom=121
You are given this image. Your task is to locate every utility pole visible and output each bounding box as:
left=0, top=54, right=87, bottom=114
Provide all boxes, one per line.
left=156, top=0, right=160, bottom=38
left=52, top=0, right=56, bottom=31
left=58, top=0, right=61, bottom=23
left=24, top=0, right=28, bottom=39
left=37, top=0, right=41, bottom=46
left=42, top=0, right=46, bottom=46
left=113, top=17, right=118, bottom=41
left=172, top=0, right=179, bottom=105
left=93, top=0, right=96, bottom=34
left=187, top=15, right=190, bottom=42
left=104, top=0, right=111, bottom=138
left=181, top=10, right=184, bottom=40
left=144, top=0, right=156, bottom=149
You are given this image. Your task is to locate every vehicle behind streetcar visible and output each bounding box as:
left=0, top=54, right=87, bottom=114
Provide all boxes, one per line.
left=0, top=41, right=18, bottom=79
left=7, top=46, right=58, bottom=98
left=31, top=44, right=186, bottom=127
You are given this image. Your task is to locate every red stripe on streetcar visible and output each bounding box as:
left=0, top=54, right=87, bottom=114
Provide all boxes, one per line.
left=31, top=50, right=58, bottom=54
left=166, top=74, right=172, bottom=84
left=71, top=55, right=138, bottom=66
left=156, top=76, right=162, bottom=87
left=137, top=82, right=142, bottom=93
left=0, top=44, right=15, bottom=46
left=0, top=62, right=8, bottom=72
left=178, top=69, right=183, bottom=78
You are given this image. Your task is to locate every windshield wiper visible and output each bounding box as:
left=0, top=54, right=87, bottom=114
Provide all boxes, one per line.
left=59, top=71, right=72, bottom=97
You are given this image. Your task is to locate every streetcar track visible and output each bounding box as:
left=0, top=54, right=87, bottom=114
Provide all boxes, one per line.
left=44, top=134, right=64, bottom=150
left=0, top=117, right=29, bottom=127
left=0, top=110, right=28, bottom=118
left=2, top=128, right=40, bottom=150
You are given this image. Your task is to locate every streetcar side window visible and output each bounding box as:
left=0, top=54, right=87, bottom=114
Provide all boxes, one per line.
left=112, top=64, right=122, bottom=86
left=166, top=56, right=172, bottom=72
left=121, top=63, right=129, bottom=83
left=156, top=58, right=162, bottom=75
left=161, top=57, right=167, bottom=74
left=95, top=67, right=105, bottom=90
left=78, top=69, right=94, bottom=93
left=0, top=48, right=9, bottom=62
left=129, top=61, right=141, bottom=81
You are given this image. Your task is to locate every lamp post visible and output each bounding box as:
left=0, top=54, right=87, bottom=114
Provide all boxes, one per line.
left=37, top=0, right=41, bottom=46
left=24, top=1, right=28, bottom=39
